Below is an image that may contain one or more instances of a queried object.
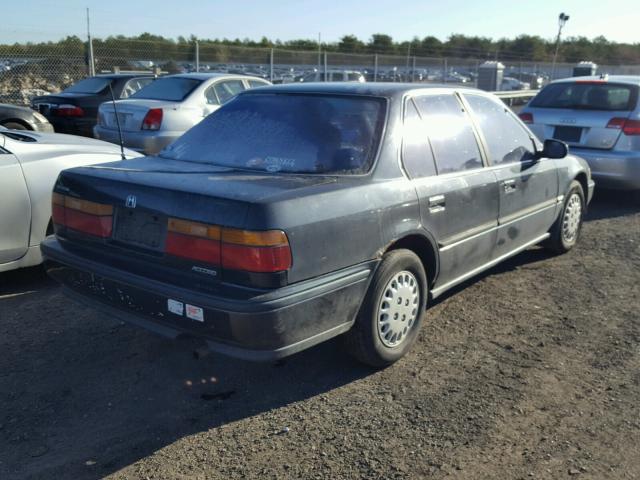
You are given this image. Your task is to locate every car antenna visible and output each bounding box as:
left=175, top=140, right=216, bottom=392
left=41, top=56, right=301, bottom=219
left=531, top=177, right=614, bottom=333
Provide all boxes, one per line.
left=108, top=82, right=126, bottom=160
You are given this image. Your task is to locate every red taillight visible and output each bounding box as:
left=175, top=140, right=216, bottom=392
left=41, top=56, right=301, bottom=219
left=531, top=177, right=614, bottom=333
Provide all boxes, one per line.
left=165, top=218, right=292, bottom=273
left=52, top=193, right=113, bottom=238
left=142, top=108, right=163, bottom=130
left=607, top=117, right=640, bottom=136
left=518, top=112, right=533, bottom=124
left=53, top=104, right=84, bottom=117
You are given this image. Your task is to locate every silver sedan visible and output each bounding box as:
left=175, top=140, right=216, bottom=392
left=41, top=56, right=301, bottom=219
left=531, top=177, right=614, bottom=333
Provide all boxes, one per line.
left=520, top=75, right=640, bottom=190
left=94, top=73, right=271, bottom=155
left=0, top=127, right=140, bottom=272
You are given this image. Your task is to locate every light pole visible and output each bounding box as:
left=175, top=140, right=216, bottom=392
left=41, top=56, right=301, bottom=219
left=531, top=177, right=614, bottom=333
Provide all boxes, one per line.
left=551, top=12, right=569, bottom=80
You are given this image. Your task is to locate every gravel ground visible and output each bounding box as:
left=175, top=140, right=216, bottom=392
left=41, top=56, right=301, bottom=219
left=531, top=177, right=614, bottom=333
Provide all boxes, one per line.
left=1, top=190, right=639, bottom=480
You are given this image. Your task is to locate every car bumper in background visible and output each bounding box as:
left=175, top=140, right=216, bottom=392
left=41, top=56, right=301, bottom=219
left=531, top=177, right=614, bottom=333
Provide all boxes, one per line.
left=41, top=237, right=374, bottom=361
left=94, top=126, right=179, bottom=155
left=571, top=147, right=640, bottom=190
left=48, top=117, right=96, bottom=137
left=32, top=122, right=55, bottom=133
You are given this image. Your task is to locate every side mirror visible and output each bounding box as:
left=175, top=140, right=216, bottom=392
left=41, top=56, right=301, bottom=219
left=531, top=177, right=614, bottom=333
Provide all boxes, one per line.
left=537, top=139, right=568, bottom=159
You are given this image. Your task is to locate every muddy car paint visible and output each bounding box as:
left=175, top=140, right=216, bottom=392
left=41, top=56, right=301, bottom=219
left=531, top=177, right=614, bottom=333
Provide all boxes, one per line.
left=42, top=83, right=593, bottom=361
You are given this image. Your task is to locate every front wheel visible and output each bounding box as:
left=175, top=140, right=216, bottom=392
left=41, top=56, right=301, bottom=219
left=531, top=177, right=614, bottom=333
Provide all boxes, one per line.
left=545, top=180, right=585, bottom=254
left=343, top=249, right=427, bottom=368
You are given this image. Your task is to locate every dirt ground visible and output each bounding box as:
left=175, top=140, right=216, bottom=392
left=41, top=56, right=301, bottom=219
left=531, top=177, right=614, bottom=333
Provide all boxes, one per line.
left=1, top=190, right=639, bottom=480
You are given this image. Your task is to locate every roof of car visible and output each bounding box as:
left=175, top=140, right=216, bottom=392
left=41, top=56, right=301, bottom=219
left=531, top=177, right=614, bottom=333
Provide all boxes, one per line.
left=95, top=73, right=155, bottom=79
left=240, top=82, right=479, bottom=98
left=168, top=72, right=268, bottom=81
left=551, top=75, right=640, bottom=86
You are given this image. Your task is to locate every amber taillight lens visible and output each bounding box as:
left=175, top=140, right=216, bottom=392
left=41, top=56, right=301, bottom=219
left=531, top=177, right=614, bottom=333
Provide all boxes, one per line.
left=52, top=193, right=113, bottom=238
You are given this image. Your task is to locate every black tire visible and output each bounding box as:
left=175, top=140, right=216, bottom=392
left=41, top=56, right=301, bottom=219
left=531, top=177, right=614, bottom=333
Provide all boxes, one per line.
left=545, top=180, right=585, bottom=254
left=1, top=121, right=29, bottom=130
left=343, top=249, right=427, bottom=368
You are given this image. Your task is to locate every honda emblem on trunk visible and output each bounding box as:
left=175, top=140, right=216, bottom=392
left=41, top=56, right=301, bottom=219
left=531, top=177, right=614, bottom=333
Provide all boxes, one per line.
left=125, top=195, right=137, bottom=208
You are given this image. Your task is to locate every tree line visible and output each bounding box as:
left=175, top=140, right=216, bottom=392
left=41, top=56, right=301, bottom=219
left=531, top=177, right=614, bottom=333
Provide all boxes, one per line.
left=2, top=33, right=639, bottom=65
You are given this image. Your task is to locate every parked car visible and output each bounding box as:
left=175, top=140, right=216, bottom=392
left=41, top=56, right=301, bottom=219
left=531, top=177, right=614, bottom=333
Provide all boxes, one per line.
left=0, top=103, right=54, bottom=132
left=501, top=76, right=531, bottom=91
left=31, top=74, right=156, bottom=137
left=299, top=70, right=365, bottom=83
left=43, top=83, right=593, bottom=367
left=0, top=127, right=139, bottom=273
left=94, top=73, right=271, bottom=155
left=519, top=75, right=640, bottom=189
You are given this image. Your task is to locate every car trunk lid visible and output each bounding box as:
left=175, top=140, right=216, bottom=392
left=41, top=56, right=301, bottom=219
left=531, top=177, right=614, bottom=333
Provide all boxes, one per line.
left=98, top=99, right=178, bottom=132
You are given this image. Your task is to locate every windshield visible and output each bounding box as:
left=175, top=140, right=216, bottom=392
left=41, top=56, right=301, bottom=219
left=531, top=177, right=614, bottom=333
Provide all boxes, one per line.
left=530, top=82, right=639, bottom=111
left=62, top=77, right=111, bottom=94
left=131, top=77, right=202, bottom=102
left=160, top=93, right=386, bottom=174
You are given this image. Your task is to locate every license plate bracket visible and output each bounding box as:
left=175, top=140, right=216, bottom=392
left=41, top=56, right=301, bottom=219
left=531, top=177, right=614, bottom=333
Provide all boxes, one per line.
left=113, top=208, right=167, bottom=251
left=553, top=126, right=582, bottom=143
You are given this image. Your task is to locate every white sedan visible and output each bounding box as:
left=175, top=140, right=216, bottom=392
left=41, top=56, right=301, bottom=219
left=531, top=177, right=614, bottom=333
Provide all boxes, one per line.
left=94, top=73, right=271, bottom=155
left=0, top=127, right=140, bottom=272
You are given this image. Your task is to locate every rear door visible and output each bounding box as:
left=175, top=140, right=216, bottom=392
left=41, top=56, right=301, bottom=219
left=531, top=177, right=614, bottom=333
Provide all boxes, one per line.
left=0, top=144, right=30, bottom=263
left=527, top=81, right=639, bottom=150
left=463, top=93, right=558, bottom=258
left=406, top=93, right=499, bottom=289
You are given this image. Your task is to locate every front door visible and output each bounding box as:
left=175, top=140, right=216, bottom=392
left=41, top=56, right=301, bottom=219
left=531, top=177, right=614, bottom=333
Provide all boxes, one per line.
left=462, top=93, right=559, bottom=258
left=0, top=148, right=31, bottom=263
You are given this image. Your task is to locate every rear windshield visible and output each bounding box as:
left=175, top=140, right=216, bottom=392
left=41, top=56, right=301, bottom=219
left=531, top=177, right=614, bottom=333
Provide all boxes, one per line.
left=131, top=77, right=202, bottom=102
left=160, top=93, right=386, bottom=174
left=530, top=82, right=639, bottom=111
left=63, top=77, right=111, bottom=94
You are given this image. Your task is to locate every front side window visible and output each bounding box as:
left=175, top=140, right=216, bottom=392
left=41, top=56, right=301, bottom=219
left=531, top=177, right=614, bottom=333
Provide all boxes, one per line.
left=464, top=94, right=535, bottom=165
left=160, top=93, right=386, bottom=175
left=62, top=77, right=111, bottom=94
left=414, top=94, right=483, bottom=174
left=131, top=77, right=202, bottom=102
left=214, top=80, right=245, bottom=105
left=402, top=99, right=436, bottom=178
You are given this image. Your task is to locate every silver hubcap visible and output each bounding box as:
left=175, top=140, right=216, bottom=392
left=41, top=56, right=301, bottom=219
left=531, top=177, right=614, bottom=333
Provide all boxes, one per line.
left=562, top=193, right=582, bottom=243
left=377, top=271, right=420, bottom=348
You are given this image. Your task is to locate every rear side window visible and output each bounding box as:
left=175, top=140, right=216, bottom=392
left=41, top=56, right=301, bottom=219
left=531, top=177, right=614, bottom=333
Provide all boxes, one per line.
left=120, top=77, right=153, bottom=98
left=63, top=77, right=110, bottom=94
left=414, top=94, right=483, bottom=174
left=530, top=82, right=639, bottom=111
left=160, top=93, right=386, bottom=174
left=402, top=99, right=436, bottom=178
left=131, top=77, right=202, bottom=101
left=214, top=80, right=245, bottom=104
left=248, top=80, right=269, bottom=89
left=464, top=94, right=535, bottom=165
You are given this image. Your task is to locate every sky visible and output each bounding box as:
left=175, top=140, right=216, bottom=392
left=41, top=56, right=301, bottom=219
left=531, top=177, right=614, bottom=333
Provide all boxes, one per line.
left=2, top=0, right=639, bottom=44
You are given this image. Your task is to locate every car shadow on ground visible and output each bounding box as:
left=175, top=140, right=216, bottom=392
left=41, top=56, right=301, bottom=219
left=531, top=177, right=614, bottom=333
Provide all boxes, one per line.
left=584, top=188, right=640, bottom=222
left=0, top=267, right=375, bottom=479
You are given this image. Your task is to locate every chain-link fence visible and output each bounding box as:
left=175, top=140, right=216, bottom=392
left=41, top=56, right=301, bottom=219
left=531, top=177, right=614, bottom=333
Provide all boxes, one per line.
left=2, top=38, right=640, bottom=105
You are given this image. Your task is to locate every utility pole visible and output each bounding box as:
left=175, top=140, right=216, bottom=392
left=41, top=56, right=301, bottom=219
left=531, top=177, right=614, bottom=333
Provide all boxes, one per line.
left=86, top=8, right=95, bottom=76
left=317, top=32, right=322, bottom=71
left=551, top=12, right=570, bottom=80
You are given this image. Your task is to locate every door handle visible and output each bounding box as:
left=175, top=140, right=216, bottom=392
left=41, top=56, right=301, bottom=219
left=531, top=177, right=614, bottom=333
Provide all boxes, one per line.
left=428, top=194, right=446, bottom=213
left=502, top=179, right=517, bottom=193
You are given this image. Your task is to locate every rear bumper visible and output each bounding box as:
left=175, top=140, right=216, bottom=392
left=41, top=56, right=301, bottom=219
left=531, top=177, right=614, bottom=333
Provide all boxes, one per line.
left=94, top=126, right=180, bottom=155
left=571, top=147, right=640, bottom=190
left=41, top=237, right=374, bottom=361
left=48, top=117, right=95, bottom=137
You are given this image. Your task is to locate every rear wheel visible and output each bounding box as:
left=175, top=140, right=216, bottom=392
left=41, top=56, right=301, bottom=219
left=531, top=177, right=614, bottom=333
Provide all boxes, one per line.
left=1, top=121, right=29, bottom=130
left=545, top=180, right=585, bottom=254
left=343, top=249, right=427, bottom=367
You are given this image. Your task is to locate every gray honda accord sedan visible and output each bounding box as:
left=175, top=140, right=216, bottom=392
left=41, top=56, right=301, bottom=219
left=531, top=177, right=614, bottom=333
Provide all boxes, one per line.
left=42, top=83, right=594, bottom=367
